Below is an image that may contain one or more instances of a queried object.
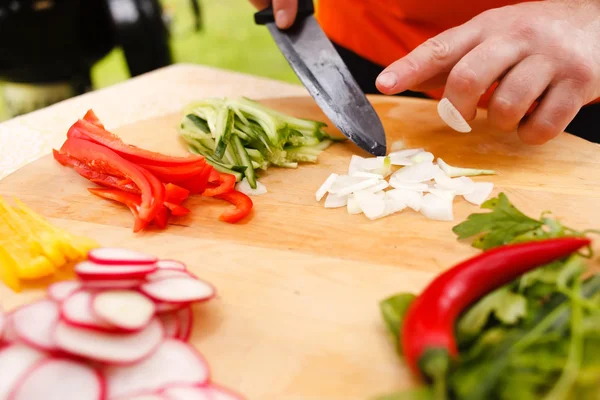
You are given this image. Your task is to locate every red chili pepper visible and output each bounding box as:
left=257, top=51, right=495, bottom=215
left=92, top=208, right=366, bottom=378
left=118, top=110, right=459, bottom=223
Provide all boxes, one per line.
left=203, top=172, right=236, bottom=197
left=401, top=236, right=592, bottom=380
left=215, top=190, right=253, bottom=223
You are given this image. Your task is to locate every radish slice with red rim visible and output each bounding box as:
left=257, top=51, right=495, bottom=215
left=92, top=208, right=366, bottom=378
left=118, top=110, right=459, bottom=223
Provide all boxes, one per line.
left=141, top=278, right=215, bottom=304
left=155, top=260, right=187, bottom=271
left=53, top=318, right=163, bottom=365
left=0, top=308, right=5, bottom=341
left=105, top=339, right=209, bottom=399
left=205, top=383, right=247, bottom=400
left=161, top=386, right=214, bottom=400
left=146, top=269, right=194, bottom=281
left=120, top=395, right=167, bottom=400
left=48, top=281, right=82, bottom=302
left=175, top=307, right=194, bottom=341
left=75, top=261, right=157, bottom=280
left=12, top=299, right=60, bottom=352
left=83, top=279, right=145, bottom=290
left=88, top=248, right=157, bottom=265
left=0, top=344, right=46, bottom=398
left=155, top=302, right=189, bottom=314
left=10, top=358, right=105, bottom=400
left=92, top=290, right=156, bottom=332
left=1, top=313, right=18, bottom=344
left=158, top=312, right=180, bottom=338
left=61, top=290, right=115, bottom=332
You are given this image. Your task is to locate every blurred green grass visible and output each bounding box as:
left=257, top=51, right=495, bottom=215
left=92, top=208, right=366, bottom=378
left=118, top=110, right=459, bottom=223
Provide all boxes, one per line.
left=0, top=0, right=299, bottom=120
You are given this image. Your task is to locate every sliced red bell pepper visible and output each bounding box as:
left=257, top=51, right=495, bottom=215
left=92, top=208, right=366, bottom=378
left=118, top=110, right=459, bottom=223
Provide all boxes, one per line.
left=215, top=190, right=253, bottom=223
left=87, top=188, right=146, bottom=232
left=153, top=206, right=169, bottom=229
left=83, top=109, right=105, bottom=129
left=203, top=172, right=236, bottom=197
left=136, top=165, right=166, bottom=224
left=179, top=164, right=214, bottom=195
left=57, top=138, right=158, bottom=225
left=139, top=160, right=207, bottom=183
left=68, top=116, right=204, bottom=167
left=165, top=183, right=190, bottom=205
left=164, top=202, right=190, bottom=217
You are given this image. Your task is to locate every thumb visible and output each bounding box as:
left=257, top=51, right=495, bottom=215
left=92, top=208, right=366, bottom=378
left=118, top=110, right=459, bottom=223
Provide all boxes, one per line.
left=273, top=0, right=298, bottom=29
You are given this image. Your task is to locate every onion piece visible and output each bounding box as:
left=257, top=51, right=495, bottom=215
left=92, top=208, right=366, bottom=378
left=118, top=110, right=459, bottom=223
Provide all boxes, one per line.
left=386, top=189, right=423, bottom=212
left=437, top=98, right=472, bottom=133
left=348, top=155, right=365, bottom=175
left=350, top=171, right=384, bottom=179
left=411, top=152, right=434, bottom=164
left=434, top=175, right=475, bottom=195
left=389, top=178, right=429, bottom=192
left=332, top=178, right=380, bottom=197
left=236, top=178, right=267, bottom=197
left=391, top=162, right=441, bottom=183
left=420, top=193, right=454, bottom=221
left=347, top=195, right=362, bottom=215
left=464, top=182, right=495, bottom=205
left=324, top=193, right=348, bottom=208
left=354, top=191, right=386, bottom=220
left=315, top=173, right=338, bottom=201
left=390, top=148, right=424, bottom=159
left=360, top=180, right=390, bottom=194
left=437, top=158, right=496, bottom=178
left=390, top=140, right=406, bottom=152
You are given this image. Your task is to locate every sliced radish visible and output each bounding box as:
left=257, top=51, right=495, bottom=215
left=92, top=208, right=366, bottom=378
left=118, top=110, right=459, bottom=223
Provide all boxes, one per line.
left=92, top=290, right=156, bottom=332
left=88, top=247, right=157, bottom=265
left=0, top=308, right=5, bottom=341
left=48, top=281, right=82, bottom=302
left=158, top=312, right=180, bottom=338
left=324, top=193, right=348, bottom=208
left=83, top=279, right=145, bottom=289
left=205, top=384, right=247, bottom=400
left=464, top=182, right=494, bottom=205
left=105, top=339, right=209, bottom=399
left=315, top=173, right=338, bottom=201
left=391, top=162, right=440, bottom=183
left=141, top=278, right=215, bottom=304
left=1, top=313, right=18, bottom=344
left=12, top=299, right=60, bottom=352
left=10, top=358, right=105, bottom=400
left=386, top=189, right=423, bottom=212
left=53, top=318, right=163, bottom=365
left=420, top=193, right=454, bottom=221
left=61, top=290, right=115, bottom=332
left=155, top=260, right=187, bottom=271
left=146, top=269, right=194, bottom=281
left=0, top=344, right=46, bottom=399
left=155, top=302, right=189, bottom=314
left=120, top=395, right=167, bottom=400
left=175, top=307, right=194, bottom=341
left=161, top=386, right=212, bottom=400
left=75, top=261, right=157, bottom=280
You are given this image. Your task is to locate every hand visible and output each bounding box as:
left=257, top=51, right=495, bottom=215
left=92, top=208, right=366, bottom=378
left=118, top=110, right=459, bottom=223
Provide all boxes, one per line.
left=375, top=0, right=600, bottom=144
left=249, top=0, right=298, bottom=29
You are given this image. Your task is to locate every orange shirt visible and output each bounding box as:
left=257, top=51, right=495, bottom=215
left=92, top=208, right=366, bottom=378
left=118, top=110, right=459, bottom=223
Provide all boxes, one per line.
left=316, top=0, right=598, bottom=107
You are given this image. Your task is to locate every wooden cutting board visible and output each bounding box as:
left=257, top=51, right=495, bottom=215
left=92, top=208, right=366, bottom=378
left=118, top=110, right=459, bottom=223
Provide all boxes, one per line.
left=1, top=95, right=600, bottom=400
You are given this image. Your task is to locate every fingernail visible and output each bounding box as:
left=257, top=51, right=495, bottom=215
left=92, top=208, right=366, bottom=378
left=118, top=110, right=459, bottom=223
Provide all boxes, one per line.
left=376, top=72, right=398, bottom=89
left=276, top=10, right=291, bottom=29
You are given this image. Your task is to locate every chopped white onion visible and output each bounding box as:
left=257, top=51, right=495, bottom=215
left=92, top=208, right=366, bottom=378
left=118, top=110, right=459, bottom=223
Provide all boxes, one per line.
left=434, top=175, right=475, bottom=195
left=428, top=188, right=456, bottom=201
left=437, top=158, right=496, bottom=178
left=359, top=156, right=392, bottom=177
left=464, top=182, right=494, bottom=205
left=347, top=195, right=362, bottom=215
left=315, top=173, right=338, bottom=201
left=324, top=193, right=348, bottom=208
left=333, top=178, right=381, bottom=196
left=390, top=140, right=406, bottom=152
left=360, top=180, right=389, bottom=194
left=355, top=191, right=387, bottom=220
left=420, top=193, right=454, bottom=221
left=389, top=177, right=429, bottom=192
left=329, top=175, right=367, bottom=193
left=392, top=162, right=441, bottom=183
left=386, top=189, right=423, bottom=212
left=350, top=171, right=384, bottom=179
left=348, top=155, right=365, bottom=176
left=236, top=178, right=268, bottom=197
left=437, top=98, right=472, bottom=133
left=411, top=152, right=435, bottom=164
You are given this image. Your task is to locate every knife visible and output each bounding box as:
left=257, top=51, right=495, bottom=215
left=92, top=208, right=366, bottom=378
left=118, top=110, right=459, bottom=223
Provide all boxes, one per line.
left=254, top=0, right=387, bottom=156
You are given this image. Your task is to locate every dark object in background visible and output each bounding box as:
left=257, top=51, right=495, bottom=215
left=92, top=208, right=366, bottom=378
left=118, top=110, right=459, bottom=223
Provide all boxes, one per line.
left=0, top=0, right=200, bottom=118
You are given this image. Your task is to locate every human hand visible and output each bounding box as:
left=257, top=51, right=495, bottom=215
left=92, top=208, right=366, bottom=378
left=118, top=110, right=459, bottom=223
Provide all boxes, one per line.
left=249, top=0, right=298, bottom=29
left=375, top=0, right=600, bottom=144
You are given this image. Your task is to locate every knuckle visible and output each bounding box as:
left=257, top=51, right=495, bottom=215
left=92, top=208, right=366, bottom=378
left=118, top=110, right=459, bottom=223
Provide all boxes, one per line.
left=447, top=63, right=479, bottom=94
left=566, top=59, right=596, bottom=86
left=490, top=97, right=520, bottom=129
left=509, top=18, right=538, bottom=42
left=422, top=37, right=452, bottom=63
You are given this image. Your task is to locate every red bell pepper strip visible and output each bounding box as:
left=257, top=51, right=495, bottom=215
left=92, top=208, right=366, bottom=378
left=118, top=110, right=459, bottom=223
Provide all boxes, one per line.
left=139, top=161, right=207, bottom=183
left=164, top=202, right=190, bottom=217
left=87, top=188, right=146, bottom=232
left=215, top=190, right=253, bottom=223
left=203, top=172, right=236, bottom=197
left=153, top=206, right=169, bottom=229
left=57, top=138, right=158, bottom=224
left=165, top=183, right=190, bottom=205
left=135, top=165, right=166, bottom=225
left=179, top=164, right=213, bottom=195
left=83, top=109, right=105, bottom=129
left=68, top=116, right=204, bottom=167
left=400, top=236, right=592, bottom=380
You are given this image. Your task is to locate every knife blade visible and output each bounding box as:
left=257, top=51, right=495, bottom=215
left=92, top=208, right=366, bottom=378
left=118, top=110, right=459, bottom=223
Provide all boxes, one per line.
left=255, top=1, right=387, bottom=156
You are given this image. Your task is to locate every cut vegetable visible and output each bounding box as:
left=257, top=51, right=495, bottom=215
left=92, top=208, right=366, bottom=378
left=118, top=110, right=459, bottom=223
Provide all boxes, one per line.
left=75, top=261, right=157, bottom=280
left=175, top=307, right=194, bottom=341
left=146, top=269, right=193, bottom=281
left=53, top=318, right=163, bottom=365
left=204, top=384, right=247, bottom=400
left=104, top=339, right=209, bottom=399
left=61, top=290, right=115, bottom=332
left=437, top=158, right=496, bottom=178
left=355, top=191, right=386, bottom=220
left=333, top=178, right=380, bottom=197
left=88, top=247, right=157, bottom=265
left=155, top=259, right=187, bottom=271
left=0, top=344, right=46, bottom=399
left=236, top=178, right=267, bottom=196
left=420, top=193, right=454, bottom=221
left=83, top=279, right=145, bottom=289
left=0, top=308, right=5, bottom=341
left=391, top=162, right=441, bottom=183
left=411, top=152, right=435, bottom=164
left=48, top=281, right=82, bottom=302
left=464, top=182, right=495, bottom=206
left=437, top=97, right=472, bottom=133
left=386, top=189, right=423, bottom=212
left=347, top=195, right=362, bottom=215
left=389, top=178, right=429, bottom=192
left=158, top=312, right=180, bottom=339
left=160, top=386, right=213, bottom=400
left=324, top=193, right=348, bottom=208
left=141, top=277, right=215, bottom=304
left=12, top=299, right=60, bottom=352
left=316, top=173, right=338, bottom=201
left=10, top=358, right=105, bottom=400
left=92, top=290, right=156, bottom=332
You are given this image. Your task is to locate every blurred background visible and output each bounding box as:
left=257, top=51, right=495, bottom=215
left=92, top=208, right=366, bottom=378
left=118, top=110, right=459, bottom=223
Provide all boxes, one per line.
left=0, top=0, right=300, bottom=122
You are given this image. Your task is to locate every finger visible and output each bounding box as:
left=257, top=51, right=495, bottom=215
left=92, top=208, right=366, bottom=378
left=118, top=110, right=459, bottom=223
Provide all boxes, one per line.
left=411, top=71, right=450, bottom=92
left=249, top=0, right=270, bottom=9
left=375, top=24, right=483, bottom=95
left=517, top=81, right=584, bottom=145
left=273, top=0, right=298, bottom=29
left=487, top=55, right=555, bottom=132
left=443, top=38, right=526, bottom=121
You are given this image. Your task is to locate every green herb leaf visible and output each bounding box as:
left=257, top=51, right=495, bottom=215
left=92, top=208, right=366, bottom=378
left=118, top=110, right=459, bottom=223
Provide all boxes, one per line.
left=452, top=193, right=544, bottom=250
left=379, top=293, right=416, bottom=348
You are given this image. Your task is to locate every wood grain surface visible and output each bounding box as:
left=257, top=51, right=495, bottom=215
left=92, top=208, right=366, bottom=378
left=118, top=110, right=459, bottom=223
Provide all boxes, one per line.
left=1, top=95, right=599, bottom=400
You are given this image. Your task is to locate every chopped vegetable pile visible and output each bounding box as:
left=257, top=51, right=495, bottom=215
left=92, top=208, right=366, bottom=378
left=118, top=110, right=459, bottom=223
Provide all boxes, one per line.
left=0, top=247, right=245, bottom=400
left=316, top=148, right=496, bottom=221
left=0, top=196, right=98, bottom=292
left=53, top=110, right=253, bottom=231
left=376, top=193, right=600, bottom=400
left=179, top=97, right=341, bottom=193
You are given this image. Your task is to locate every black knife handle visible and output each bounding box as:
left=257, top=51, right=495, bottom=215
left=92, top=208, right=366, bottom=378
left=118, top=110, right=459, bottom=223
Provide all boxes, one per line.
left=254, top=0, right=314, bottom=25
